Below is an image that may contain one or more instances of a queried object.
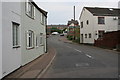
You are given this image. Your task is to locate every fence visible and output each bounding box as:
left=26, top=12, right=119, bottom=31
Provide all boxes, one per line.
left=94, top=30, right=120, bottom=50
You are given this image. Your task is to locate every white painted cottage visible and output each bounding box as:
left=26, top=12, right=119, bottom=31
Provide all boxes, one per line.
left=0, top=0, right=47, bottom=79
left=79, top=7, right=120, bottom=44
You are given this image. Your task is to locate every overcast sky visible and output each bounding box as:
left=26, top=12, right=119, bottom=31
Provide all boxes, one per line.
left=34, top=0, right=120, bottom=25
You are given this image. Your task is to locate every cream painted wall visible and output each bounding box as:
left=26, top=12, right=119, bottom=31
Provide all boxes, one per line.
left=2, top=2, right=21, bottom=78
left=21, top=2, right=46, bottom=65
left=80, top=8, right=95, bottom=44
left=93, top=16, right=118, bottom=39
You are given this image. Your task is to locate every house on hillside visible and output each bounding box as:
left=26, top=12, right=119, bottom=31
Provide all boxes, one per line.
left=67, top=19, right=80, bottom=41
left=0, top=0, right=47, bottom=79
left=47, top=25, right=68, bottom=34
left=79, top=7, right=120, bottom=44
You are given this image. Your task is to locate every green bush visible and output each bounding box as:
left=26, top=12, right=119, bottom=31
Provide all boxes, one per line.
left=67, top=35, right=73, bottom=40
left=73, top=37, right=80, bottom=43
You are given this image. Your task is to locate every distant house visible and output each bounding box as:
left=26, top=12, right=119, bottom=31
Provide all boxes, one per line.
left=0, top=0, right=47, bottom=79
left=67, top=19, right=80, bottom=40
left=47, top=25, right=68, bottom=34
left=79, top=7, right=120, bottom=44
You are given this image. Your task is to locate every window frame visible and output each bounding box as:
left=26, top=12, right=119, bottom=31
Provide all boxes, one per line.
left=85, top=34, right=87, bottom=38
left=81, top=22, right=83, bottom=28
left=40, top=33, right=43, bottom=46
left=12, top=22, right=20, bottom=48
left=98, top=30, right=104, bottom=39
left=26, top=0, right=35, bottom=19
left=86, top=20, right=89, bottom=25
left=98, top=17, right=105, bottom=24
left=26, top=30, right=34, bottom=49
left=88, top=33, right=92, bottom=38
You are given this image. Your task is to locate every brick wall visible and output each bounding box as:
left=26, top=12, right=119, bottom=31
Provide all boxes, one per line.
left=94, top=30, right=120, bottom=50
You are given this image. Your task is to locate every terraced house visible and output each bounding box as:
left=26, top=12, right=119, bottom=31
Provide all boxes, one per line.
left=0, top=0, right=47, bottom=79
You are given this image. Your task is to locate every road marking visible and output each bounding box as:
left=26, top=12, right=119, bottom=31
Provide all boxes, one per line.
left=74, top=49, right=82, bottom=53
left=85, top=54, right=94, bottom=59
left=66, top=46, right=72, bottom=48
left=75, top=63, right=89, bottom=67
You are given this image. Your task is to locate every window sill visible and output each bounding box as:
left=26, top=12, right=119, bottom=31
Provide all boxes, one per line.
left=26, top=47, right=34, bottom=50
left=98, top=23, right=105, bottom=25
left=40, top=44, right=44, bottom=46
left=13, top=45, right=21, bottom=48
left=26, top=13, right=35, bottom=20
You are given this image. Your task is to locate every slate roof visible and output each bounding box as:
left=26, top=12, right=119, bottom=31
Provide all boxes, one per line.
left=67, top=19, right=79, bottom=26
left=85, top=7, right=120, bottom=16
left=30, top=0, right=48, bottom=17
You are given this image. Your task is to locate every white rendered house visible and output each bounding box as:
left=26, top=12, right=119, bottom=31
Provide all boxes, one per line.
left=0, top=0, right=47, bottom=79
left=79, top=7, right=120, bottom=44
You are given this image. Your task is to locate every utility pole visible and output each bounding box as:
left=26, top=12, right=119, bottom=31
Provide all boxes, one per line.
left=73, top=6, right=75, bottom=40
left=74, top=6, right=75, bottom=21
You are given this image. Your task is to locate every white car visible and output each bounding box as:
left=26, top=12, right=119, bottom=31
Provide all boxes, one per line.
left=51, top=32, right=59, bottom=35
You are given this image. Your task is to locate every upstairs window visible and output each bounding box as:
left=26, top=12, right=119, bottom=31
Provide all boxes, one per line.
left=26, top=0, right=35, bottom=19
left=118, top=17, right=120, bottom=25
left=81, top=22, right=83, bottom=28
left=12, top=22, right=20, bottom=48
left=98, top=17, right=105, bottom=24
left=41, top=13, right=46, bottom=25
left=86, top=20, right=89, bottom=25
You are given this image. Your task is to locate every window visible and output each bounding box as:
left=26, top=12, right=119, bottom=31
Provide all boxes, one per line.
left=118, top=17, right=120, bottom=25
left=81, top=22, right=83, bottom=28
left=26, top=0, right=35, bottom=19
left=36, top=35, right=39, bottom=47
left=26, top=30, right=34, bottom=49
left=86, top=20, right=89, bottom=25
left=85, top=34, right=87, bottom=38
left=40, top=33, right=43, bottom=45
left=41, top=13, right=45, bottom=25
left=98, top=17, right=105, bottom=24
left=12, top=22, right=20, bottom=48
left=98, top=31, right=104, bottom=39
left=89, top=33, right=91, bottom=38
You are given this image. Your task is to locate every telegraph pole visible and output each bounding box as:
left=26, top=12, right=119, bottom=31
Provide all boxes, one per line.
left=73, top=6, right=75, bottom=40
left=74, top=6, right=75, bottom=21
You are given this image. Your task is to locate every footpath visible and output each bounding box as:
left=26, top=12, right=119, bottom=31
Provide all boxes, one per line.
left=3, top=46, right=56, bottom=79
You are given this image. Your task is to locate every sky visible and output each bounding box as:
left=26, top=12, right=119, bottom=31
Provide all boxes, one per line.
left=34, top=0, right=120, bottom=25
left=3, top=0, right=119, bottom=25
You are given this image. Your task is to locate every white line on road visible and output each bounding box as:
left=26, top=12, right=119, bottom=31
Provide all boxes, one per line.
left=85, top=54, right=94, bottom=59
left=74, top=49, right=82, bottom=53
left=66, top=46, right=72, bottom=48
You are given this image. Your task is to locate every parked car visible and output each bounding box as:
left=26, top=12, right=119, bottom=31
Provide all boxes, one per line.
left=60, top=33, right=64, bottom=36
left=51, top=32, right=59, bottom=35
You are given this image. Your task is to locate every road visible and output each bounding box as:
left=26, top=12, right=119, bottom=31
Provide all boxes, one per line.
left=42, top=35, right=119, bottom=78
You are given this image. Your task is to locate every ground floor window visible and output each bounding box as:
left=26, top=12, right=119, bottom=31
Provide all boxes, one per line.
left=40, top=33, right=43, bottom=45
left=12, top=22, right=20, bottom=48
left=26, top=30, right=34, bottom=49
left=89, top=33, right=92, bottom=38
left=85, top=34, right=87, bottom=38
left=98, top=30, right=104, bottom=39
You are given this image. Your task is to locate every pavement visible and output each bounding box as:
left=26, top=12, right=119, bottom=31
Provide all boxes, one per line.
left=3, top=46, right=56, bottom=79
